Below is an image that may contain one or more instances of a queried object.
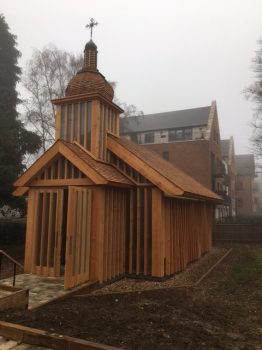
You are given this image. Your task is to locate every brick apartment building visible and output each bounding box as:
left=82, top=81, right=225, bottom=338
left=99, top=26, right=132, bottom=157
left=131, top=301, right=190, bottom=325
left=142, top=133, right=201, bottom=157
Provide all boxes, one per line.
left=221, top=137, right=237, bottom=217
left=235, top=154, right=257, bottom=215
left=121, top=101, right=227, bottom=218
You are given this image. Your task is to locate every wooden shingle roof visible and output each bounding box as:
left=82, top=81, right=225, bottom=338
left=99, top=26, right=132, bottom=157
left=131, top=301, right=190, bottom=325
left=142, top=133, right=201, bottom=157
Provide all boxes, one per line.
left=60, top=141, right=132, bottom=185
left=14, top=140, right=133, bottom=188
left=66, top=68, right=114, bottom=101
left=107, top=134, right=222, bottom=201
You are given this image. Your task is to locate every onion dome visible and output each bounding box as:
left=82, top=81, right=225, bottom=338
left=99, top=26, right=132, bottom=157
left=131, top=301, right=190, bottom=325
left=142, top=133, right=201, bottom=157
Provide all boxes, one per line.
left=65, top=40, right=114, bottom=101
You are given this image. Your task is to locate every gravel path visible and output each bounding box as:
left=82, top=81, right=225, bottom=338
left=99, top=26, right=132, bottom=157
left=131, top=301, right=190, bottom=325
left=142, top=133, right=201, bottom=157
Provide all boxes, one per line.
left=92, top=243, right=230, bottom=294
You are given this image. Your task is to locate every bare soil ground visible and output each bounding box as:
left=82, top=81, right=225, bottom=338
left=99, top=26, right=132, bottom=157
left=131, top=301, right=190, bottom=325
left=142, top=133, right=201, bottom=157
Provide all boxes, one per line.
left=1, top=243, right=262, bottom=350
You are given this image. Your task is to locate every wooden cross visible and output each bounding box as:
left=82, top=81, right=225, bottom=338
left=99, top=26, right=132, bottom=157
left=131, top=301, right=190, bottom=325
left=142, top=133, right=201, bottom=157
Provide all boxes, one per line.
left=85, top=18, right=98, bottom=39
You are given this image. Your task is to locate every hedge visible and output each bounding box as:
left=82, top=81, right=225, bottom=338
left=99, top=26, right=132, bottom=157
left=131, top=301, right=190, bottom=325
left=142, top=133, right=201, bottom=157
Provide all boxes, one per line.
left=0, top=221, right=26, bottom=245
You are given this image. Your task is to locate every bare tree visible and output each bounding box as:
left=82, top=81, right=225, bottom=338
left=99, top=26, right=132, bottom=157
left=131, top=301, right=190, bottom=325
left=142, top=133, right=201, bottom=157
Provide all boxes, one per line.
left=244, top=38, right=262, bottom=159
left=22, top=44, right=83, bottom=153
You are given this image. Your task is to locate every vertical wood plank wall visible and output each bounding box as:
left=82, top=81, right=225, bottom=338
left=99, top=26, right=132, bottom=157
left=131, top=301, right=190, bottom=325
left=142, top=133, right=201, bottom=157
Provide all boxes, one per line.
left=25, top=185, right=213, bottom=285
left=162, top=196, right=213, bottom=276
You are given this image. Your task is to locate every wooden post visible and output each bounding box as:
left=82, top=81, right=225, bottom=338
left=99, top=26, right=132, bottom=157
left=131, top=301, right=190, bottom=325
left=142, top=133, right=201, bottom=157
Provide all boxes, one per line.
left=55, top=105, right=61, bottom=141
left=24, top=189, right=36, bottom=273
left=151, top=188, right=164, bottom=277
left=89, top=186, right=105, bottom=283
left=91, top=100, right=100, bottom=158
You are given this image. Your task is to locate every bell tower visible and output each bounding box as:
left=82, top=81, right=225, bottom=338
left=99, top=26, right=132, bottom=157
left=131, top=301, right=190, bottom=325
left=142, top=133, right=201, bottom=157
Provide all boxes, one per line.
left=52, top=19, right=123, bottom=161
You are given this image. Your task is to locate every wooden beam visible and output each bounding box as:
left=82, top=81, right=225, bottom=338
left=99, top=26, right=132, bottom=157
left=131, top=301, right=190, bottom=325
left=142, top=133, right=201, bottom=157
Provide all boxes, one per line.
left=29, top=178, right=95, bottom=187
left=12, top=187, right=29, bottom=197
left=52, top=92, right=124, bottom=113
left=14, top=142, right=60, bottom=187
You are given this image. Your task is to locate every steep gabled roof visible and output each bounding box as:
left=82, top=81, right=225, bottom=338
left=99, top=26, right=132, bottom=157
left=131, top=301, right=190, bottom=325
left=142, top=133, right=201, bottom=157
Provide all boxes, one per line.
left=120, top=106, right=211, bottom=134
left=236, top=154, right=256, bottom=176
left=221, top=139, right=230, bottom=157
left=107, top=134, right=221, bottom=202
left=14, top=140, right=133, bottom=188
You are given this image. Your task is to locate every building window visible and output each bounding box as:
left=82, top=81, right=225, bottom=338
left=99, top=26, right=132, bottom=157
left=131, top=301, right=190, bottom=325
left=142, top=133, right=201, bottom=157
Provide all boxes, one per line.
left=168, top=128, right=192, bottom=142
left=162, top=152, right=169, bottom=161
left=185, top=129, right=192, bottom=140
left=254, top=197, right=259, bottom=204
left=145, top=133, right=154, bottom=143
left=236, top=198, right=243, bottom=207
left=169, top=130, right=176, bottom=142
left=176, top=130, right=183, bottom=140
left=236, top=182, right=243, bottom=190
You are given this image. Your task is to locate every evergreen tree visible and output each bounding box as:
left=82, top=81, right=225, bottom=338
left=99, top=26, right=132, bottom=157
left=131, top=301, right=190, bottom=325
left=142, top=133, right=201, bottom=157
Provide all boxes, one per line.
left=0, top=14, right=41, bottom=215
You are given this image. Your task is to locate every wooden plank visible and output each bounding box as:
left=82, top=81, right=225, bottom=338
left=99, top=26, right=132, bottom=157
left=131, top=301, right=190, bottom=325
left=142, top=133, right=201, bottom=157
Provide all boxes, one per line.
left=77, top=101, right=81, bottom=144
left=0, top=290, right=29, bottom=312
left=84, top=102, right=87, bottom=149
left=24, top=189, right=36, bottom=273
left=115, top=113, right=119, bottom=136
left=46, top=190, right=54, bottom=274
left=112, top=189, right=117, bottom=278
left=12, top=187, right=29, bottom=197
left=55, top=105, right=61, bottom=141
left=107, top=188, right=113, bottom=280
left=129, top=190, right=134, bottom=274
left=64, top=105, right=68, bottom=141
left=103, top=107, right=107, bottom=160
left=39, top=190, right=47, bottom=273
left=91, top=99, right=100, bottom=159
left=119, top=190, right=125, bottom=275
left=80, top=189, right=87, bottom=282
left=103, top=188, right=109, bottom=282
left=136, top=188, right=140, bottom=275
left=0, top=320, right=123, bottom=350
left=116, top=190, right=120, bottom=276
left=151, top=188, right=164, bottom=277
left=57, top=156, right=61, bottom=179
left=100, top=104, right=104, bottom=160
left=54, top=190, right=63, bottom=277
left=29, top=178, right=95, bottom=186
left=89, top=186, right=105, bottom=283
left=64, top=187, right=75, bottom=289
left=144, top=188, right=148, bottom=276
left=86, top=189, right=92, bottom=281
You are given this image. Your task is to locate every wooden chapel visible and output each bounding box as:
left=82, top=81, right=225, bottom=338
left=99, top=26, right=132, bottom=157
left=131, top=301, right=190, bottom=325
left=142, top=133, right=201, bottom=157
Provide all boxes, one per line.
left=13, top=31, right=222, bottom=289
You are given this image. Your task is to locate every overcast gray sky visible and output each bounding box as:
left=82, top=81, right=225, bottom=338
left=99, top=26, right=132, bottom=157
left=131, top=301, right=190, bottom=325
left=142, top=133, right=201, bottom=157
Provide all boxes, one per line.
left=1, top=0, right=262, bottom=155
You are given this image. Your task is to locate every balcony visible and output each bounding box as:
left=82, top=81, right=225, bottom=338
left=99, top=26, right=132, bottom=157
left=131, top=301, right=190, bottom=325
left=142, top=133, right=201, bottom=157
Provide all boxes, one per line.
left=224, top=194, right=231, bottom=205
left=214, top=189, right=227, bottom=199
left=224, top=174, right=231, bottom=186
left=212, top=170, right=225, bottom=179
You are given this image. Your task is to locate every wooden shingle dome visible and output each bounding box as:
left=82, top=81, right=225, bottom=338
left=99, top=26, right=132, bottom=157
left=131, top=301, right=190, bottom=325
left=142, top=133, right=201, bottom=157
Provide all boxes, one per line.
left=65, top=39, right=114, bottom=101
